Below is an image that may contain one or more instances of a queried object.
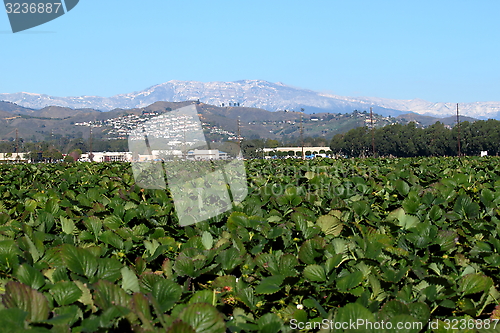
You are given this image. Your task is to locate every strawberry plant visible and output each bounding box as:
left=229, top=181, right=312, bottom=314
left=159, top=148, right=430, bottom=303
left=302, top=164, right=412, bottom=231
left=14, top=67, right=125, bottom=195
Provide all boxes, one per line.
left=0, top=158, right=499, bottom=332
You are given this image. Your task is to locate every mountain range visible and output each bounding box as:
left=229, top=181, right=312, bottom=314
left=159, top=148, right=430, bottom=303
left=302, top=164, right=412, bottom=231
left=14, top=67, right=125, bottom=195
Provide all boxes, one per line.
left=1, top=80, right=499, bottom=119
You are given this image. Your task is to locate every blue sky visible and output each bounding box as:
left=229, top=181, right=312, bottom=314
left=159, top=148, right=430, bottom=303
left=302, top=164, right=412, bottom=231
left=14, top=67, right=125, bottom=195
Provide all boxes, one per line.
left=1, top=0, right=499, bottom=103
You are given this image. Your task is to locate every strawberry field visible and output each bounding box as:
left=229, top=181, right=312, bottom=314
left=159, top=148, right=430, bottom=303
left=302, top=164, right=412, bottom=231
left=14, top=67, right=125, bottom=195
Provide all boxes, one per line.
left=0, top=157, right=500, bottom=332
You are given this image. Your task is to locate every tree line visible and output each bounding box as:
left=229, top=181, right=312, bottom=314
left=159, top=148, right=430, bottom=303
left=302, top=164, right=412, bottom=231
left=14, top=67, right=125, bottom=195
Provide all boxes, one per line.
left=330, top=120, right=500, bottom=157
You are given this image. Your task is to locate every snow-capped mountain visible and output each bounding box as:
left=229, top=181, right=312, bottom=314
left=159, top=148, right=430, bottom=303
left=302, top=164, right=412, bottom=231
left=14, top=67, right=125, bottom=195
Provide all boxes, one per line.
left=1, top=80, right=499, bottom=119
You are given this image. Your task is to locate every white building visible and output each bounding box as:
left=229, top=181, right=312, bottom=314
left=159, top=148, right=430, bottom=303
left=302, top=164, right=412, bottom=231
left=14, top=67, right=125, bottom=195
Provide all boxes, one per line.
left=187, top=149, right=228, bottom=160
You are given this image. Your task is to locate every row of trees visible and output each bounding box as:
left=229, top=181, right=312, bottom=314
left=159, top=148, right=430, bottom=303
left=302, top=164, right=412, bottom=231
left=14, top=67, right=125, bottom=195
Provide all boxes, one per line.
left=240, top=137, right=331, bottom=158
left=330, top=120, right=500, bottom=157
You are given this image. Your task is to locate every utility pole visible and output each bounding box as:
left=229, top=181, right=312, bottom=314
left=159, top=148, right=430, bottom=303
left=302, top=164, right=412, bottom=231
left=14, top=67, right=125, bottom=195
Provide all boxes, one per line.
left=300, top=114, right=304, bottom=160
left=89, top=126, right=94, bottom=162
left=237, top=116, right=241, bottom=155
left=457, top=103, right=461, bottom=157
left=370, top=107, right=375, bottom=157
left=15, top=128, right=19, bottom=160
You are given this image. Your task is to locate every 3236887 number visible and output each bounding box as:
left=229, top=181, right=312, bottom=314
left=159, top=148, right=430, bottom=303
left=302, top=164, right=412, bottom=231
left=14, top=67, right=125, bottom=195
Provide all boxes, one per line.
left=5, top=3, right=62, bottom=14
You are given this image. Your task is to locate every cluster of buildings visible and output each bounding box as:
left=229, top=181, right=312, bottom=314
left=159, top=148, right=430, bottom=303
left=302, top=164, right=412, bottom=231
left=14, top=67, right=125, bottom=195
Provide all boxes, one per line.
left=79, top=149, right=230, bottom=162
left=201, top=122, right=242, bottom=141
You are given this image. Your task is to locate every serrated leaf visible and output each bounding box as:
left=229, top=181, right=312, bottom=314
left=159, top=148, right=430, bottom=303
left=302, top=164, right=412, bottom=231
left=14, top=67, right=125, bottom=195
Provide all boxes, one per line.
left=0, top=308, right=29, bottom=331
left=16, top=264, right=45, bottom=290
left=212, top=275, right=237, bottom=290
left=316, top=215, right=342, bottom=236
left=298, top=237, right=325, bottom=264
left=436, top=230, right=457, bottom=252
left=152, top=279, right=182, bottom=313
left=395, top=179, right=410, bottom=196
left=428, top=205, right=443, bottom=221
left=97, top=258, right=123, bottom=282
left=189, top=290, right=215, bottom=305
left=174, top=257, right=199, bottom=278
left=60, top=217, right=76, bottom=235
left=99, top=230, right=124, bottom=250
left=257, top=313, right=282, bottom=333
left=352, top=200, right=370, bottom=217
left=166, top=320, right=197, bottom=333
left=303, top=264, right=327, bottom=282
left=459, top=273, right=493, bottom=295
left=334, top=303, right=376, bottom=333
left=51, top=281, right=83, bottom=306
left=378, top=300, right=410, bottom=322
left=178, top=303, right=226, bottom=333
left=60, top=244, right=98, bottom=280
left=2, top=281, right=49, bottom=322
left=236, top=287, right=257, bottom=311
left=255, top=275, right=284, bottom=295
left=73, top=280, right=93, bottom=307
left=121, top=266, right=140, bottom=293
left=216, top=247, right=242, bottom=272
left=201, top=231, right=213, bottom=250
left=337, top=271, right=364, bottom=291
left=132, top=293, right=154, bottom=331
left=93, top=279, right=130, bottom=310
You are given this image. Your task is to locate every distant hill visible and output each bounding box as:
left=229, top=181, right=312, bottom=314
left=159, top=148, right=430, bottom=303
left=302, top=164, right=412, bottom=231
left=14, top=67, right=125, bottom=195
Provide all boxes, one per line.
left=2, top=80, right=499, bottom=119
left=0, top=100, right=480, bottom=142
left=396, top=113, right=478, bottom=127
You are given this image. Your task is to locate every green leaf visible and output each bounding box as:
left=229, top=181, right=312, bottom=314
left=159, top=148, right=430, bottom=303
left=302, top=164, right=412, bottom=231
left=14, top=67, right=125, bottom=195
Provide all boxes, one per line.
left=50, top=281, right=83, bottom=306
left=23, top=236, right=41, bottom=263
left=236, top=288, right=257, bottom=311
left=212, top=275, right=237, bottom=290
left=0, top=240, right=19, bottom=272
left=132, top=293, right=154, bottom=331
left=428, top=205, right=443, bottom=221
left=60, top=244, right=98, bottom=280
left=15, top=264, right=45, bottom=290
left=298, top=237, right=325, bottom=264
left=352, top=201, right=370, bottom=217
left=93, top=279, right=131, bottom=310
left=395, top=179, right=410, bottom=196
left=378, top=300, right=409, bottom=322
left=316, top=215, right=343, bottom=236
left=303, top=264, right=327, bottom=282
left=25, top=199, right=37, bottom=213
left=103, top=215, right=123, bottom=229
left=459, top=273, right=493, bottom=295
left=201, top=231, right=213, bottom=250
left=436, top=230, right=457, bottom=252
left=83, top=216, right=102, bottom=238
left=97, top=258, right=123, bottom=282
left=45, top=199, right=60, bottom=215
left=74, top=280, right=94, bottom=307
left=99, top=230, right=124, bottom=250
left=189, top=290, right=215, bottom=305
left=334, top=303, right=376, bottom=333
left=216, top=248, right=242, bottom=272
left=152, top=279, right=182, bottom=313
left=255, top=275, right=284, bottom=295
left=337, top=271, right=364, bottom=292
left=388, top=208, right=419, bottom=230
left=2, top=281, right=50, bottom=322
left=60, top=217, right=76, bottom=235
left=121, top=266, right=140, bottom=293
left=50, top=305, right=82, bottom=327
left=0, top=308, right=29, bottom=332
left=257, top=313, right=282, bottom=333
left=178, top=303, right=226, bottom=333
left=166, top=320, right=197, bottom=333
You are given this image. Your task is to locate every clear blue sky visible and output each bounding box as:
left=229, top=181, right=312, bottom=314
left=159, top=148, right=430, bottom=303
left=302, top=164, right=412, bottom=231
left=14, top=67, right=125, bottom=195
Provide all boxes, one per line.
left=1, top=0, right=499, bottom=103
